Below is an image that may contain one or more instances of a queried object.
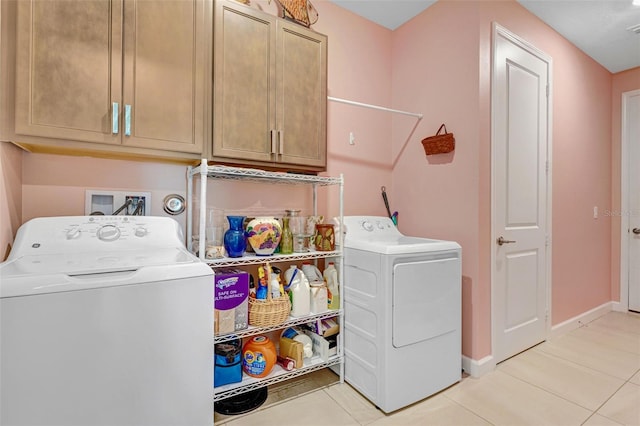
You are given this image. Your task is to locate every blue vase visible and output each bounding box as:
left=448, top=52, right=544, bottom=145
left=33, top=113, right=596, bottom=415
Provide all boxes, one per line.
left=224, top=215, right=247, bottom=258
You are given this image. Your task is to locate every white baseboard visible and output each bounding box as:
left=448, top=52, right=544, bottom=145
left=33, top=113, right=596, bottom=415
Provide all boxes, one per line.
left=548, top=302, right=613, bottom=339
left=461, top=355, right=495, bottom=378
left=611, top=301, right=627, bottom=312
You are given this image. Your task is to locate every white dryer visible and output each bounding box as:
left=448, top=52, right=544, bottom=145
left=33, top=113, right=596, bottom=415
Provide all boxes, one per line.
left=0, top=216, right=213, bottom=426
left=343, top=216, right=461, bottom=413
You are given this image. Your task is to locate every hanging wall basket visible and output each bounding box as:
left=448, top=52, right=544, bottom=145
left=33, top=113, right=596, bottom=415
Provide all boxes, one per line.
left=275, top=0, right=318, bottom=27
left=421, top=124, right=455, bottom=155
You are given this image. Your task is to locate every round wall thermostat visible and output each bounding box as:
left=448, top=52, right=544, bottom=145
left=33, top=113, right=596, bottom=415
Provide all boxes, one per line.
left=163, top=194, right=185, bottom=215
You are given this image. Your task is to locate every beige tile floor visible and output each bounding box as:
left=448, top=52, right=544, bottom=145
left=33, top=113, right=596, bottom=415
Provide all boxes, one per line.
left=214, top=311, right=640, bottom=426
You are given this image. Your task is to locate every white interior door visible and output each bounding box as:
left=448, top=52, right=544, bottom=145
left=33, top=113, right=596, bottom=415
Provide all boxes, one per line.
left=492, top=24, right=551, bottom=364
left=625, top=91, right=640, bottom=312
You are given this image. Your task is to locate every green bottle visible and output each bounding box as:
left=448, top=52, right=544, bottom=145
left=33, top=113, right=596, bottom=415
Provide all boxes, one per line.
left=280, top=216, right=293, bottom=254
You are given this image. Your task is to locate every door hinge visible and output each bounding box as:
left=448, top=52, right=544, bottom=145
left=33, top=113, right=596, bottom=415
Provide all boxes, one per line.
left=545, top=235, right=550, bottom=247
left=546, top=84, right=549, bottom=98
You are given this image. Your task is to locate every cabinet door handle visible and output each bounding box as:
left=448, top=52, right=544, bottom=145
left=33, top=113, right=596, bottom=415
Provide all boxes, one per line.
left=112, top=102, right=119, bottom=134
left=270, top=130, right=277, bottom=154
left=124, top=104, right=131, bottom=136
left=278, top=130, right=284, bottom=155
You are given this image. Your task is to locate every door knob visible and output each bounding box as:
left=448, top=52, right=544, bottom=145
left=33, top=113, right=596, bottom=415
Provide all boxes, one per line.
left=497, top=236, right=516, bottom=246
left=633, top=228, right=640, bottom=235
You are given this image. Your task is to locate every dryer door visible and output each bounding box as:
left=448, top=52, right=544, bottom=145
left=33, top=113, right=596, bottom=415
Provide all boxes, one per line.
left=392, top=256, right=460, bottom=348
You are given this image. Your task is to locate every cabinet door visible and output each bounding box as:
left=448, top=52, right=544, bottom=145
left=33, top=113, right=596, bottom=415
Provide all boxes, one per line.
left=15, top=0, right=122, bottom=144
left=276, top=21, right=327, bottom=169
left=122, top=0, right=205, bottom=154
left=212, top=1, right=276, bottom=163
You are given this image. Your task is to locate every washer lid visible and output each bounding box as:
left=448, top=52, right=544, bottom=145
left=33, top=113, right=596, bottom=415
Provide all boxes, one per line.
left=0, top=247, right=212, bottom=298
left=343, top=216, right=461, bottom=254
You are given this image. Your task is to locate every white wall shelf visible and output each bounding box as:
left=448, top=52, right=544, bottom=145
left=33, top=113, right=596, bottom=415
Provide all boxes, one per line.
left=214, top=310, right=341, bottom=344
left=214, top=355, right=341, bottom=402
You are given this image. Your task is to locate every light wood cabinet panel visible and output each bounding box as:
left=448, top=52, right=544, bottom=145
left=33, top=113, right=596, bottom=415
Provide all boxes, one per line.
left=212, top=0, right=327, bottom=172
left=277, top=20, right=327, bottom=168
left=213, top=3, right=275, bottom=163
left=15, top=0, right=121, bottom=145
left=13, top=0, right=208, bottom=158
left=122, top=0, right=206, bottom=153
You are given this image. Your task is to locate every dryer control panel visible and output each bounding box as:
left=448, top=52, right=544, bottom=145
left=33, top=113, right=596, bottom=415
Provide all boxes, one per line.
left=342, top=216, right=461, bottom=255
left=343, top=216, right=400, bottom=239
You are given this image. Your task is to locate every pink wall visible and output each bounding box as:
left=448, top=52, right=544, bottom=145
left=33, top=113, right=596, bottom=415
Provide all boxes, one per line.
left=391, top=0, right=483, bottom=358
left=392, top=0, right=614, bottom=359
left=611, top=67, right=640, bottom=301
left=312, top=1, right=395, bottom=219
left=0, top=0, right=625, bottom=364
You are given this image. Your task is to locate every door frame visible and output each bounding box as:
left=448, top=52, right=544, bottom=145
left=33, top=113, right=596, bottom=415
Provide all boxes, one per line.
left=619, top=89, right=640, bottom=311
left=490, top=23, right=553, bottom=363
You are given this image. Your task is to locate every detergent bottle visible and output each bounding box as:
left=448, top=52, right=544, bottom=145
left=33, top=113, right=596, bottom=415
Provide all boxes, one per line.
left=323, top=262, right=340, bottom=310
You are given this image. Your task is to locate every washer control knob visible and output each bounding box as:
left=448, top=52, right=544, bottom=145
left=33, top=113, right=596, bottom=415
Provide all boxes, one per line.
left=97, top=225, right=120, bottom=242
left=66, top=227, right=81, bottom=240
left=362, top=221, right=374, bottom=232
left=134, top=227, right=148, bottom=237
left=376, top=221, right=385, bottom=229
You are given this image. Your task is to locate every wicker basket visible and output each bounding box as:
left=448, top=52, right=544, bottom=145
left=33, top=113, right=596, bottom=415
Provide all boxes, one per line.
left=248, top=292, right=291, bottom=327
left=421, top=123, right=455, bottom=155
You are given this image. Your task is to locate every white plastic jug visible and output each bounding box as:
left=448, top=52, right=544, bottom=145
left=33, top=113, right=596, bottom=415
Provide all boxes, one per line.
left=323, top=262, right=340, bottom=310
left=285, top=265, right=310, bottom=317
left=301, top=262, right=322, bottom=282
left=310, top=280, right=328, bottom=314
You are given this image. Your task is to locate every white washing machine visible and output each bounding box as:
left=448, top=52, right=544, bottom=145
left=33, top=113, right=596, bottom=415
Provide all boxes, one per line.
left=0, top=216, right=214, bottom=426
left=343, top=216, right=462, bottom=413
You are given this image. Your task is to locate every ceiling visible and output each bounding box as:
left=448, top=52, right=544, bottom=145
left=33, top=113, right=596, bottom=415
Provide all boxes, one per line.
left=328, top=0, right=640, bottom=73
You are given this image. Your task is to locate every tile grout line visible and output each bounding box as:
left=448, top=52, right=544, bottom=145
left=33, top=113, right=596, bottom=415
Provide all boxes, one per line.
left=579, top=378, right=633, bottom=426
left=493, top=369, right=594, bottom=415
left=533, top=342, right=639, bottom=381
left=441, top=393, right=497, bottom=425
left=320, top=387, right=369, bottom=426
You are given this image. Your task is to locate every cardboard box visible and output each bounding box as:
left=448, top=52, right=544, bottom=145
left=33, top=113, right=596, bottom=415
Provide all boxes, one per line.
left=306, top=318, right=340, bottom=337
left=214, top=269, right=249, bottom=334
left=279, top=337, right=304, bottom=368
left=303, top=330, right=338, bottom=362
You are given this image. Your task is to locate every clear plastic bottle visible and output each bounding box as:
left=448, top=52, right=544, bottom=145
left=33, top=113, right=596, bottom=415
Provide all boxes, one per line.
left=285, top=265, right=310, bottom=317
left=323, top=262, right=340, bottom=310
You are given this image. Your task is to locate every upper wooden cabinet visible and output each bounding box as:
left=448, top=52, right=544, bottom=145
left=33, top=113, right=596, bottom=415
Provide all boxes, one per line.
left=13, top=0, right=208, bottom=159
left=212, top=0, right=327, bottom=172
